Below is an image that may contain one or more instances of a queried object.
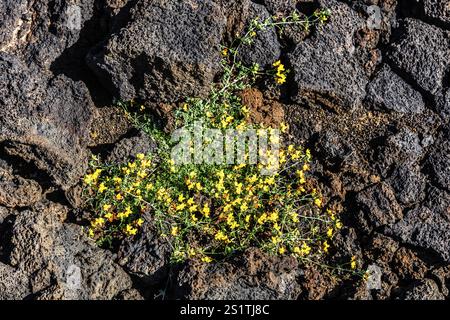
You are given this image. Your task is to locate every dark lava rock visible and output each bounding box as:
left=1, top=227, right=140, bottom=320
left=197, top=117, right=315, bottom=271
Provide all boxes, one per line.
left=435, top=89, right=450, bottom=119
left=392, top=247, right=428, bottom=280
left=117, top=220, right=171, bottom=286
left=398, top=279, right=445, bottom=300
left=173, top=248, right=301, bottom=299
left=288, top=0, right=369, bottom=109
left=0, top=0, right=96, bottom=69
left=365, top=65, right=425, bottom=114
left=0, top=53, right=95, bottom=190
left=355, top=182, right=403, bottom=229
left=7, top=201, right=136, bottom=299
left=386, top=194, right=450, bottom=263
left=315, top=130, right=353, bottom=168
left=0, top=160, right=43, bottom=208
left=426, top=147, right=450, bottom=192
left=106, top=131, right=156, bottom=164
left=422, top=0, right=450, bottom=25
left=376, top=129, right=425, bottom=177
left=388, top=18, right=449, bottom=96
left=0, top=262, right=30, bottom=300
left=236, top=2, right=281, bottom=67
left=388, top=164, right=426, bottom=206
left=88, top=0, right=227, bottom=103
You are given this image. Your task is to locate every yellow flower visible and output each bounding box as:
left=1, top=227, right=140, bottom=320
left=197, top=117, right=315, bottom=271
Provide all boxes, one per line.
left=125, top=224, right=138, bottom=236
left=136, top=153, right=145, bottom=160
left=323, top=241, right=330, bottom=253
left=103, top=204, right=112, bottom=211
left=182, top=103, right=189, bottom=112
left=314, top=198, right=322, bottom=208
left=202, top=205, right=210, bottom=217
left=327, top=227, right=333, bottom=238
left=280, top=122, right=289, bottom=133
left=279, top=247, right=286, bottom=254
left=116, top=193, right=123, bottom=201
left=189, top=205, right=198, bottom=213
left=98, top=182, right=107, bottom=193
left=215, top=231, right=229, bottom=242
left=222, top=48, right=228, bottom=56
left=104, top=212, right=113, bottom=221
left=136, top=218, right=144, bottom=226
left=191, top=214, right=198, bottom=222
left=257, top=213, right=267, bottom=225
left=88, top=228, right=95, bottom=237
left=178, top=194, right=185, bottom=202
left=350, top=256, right=357, bottom=270
left=92, top=169, right=102, bottom=180
left=176, top=203, right=186, bottom=211
left=171, top=226, right=179, bottom=236
left=113, top=177, right=122, bottom=184
left=336, top=220, right=343, bottom=229
left=188, top=248, right=196, bottom=257
left=201, top=256, right=213, bottom=263
left=91, top=217, right=105, bottom=228
left=271, top=236, right=281, bottom=244
left=84, top=174, right=94, bottom=185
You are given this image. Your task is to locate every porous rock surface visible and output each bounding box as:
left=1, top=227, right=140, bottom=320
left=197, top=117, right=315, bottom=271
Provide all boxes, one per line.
left=0, top=0, right=449, bottom=300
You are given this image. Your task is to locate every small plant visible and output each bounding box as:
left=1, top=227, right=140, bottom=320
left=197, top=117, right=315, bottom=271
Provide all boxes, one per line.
left=82, top=8, right=360, bottom=274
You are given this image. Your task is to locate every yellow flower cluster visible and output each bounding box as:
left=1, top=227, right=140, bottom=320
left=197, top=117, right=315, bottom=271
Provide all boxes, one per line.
left=273, top=60, right=287, bottom=84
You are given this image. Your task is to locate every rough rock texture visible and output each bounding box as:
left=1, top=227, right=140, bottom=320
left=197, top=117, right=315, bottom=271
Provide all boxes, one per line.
left=0, top=159, right=42, bottom=208
left=288, top=0, right=369, bottom=109
left=0, top=0, right=96, bottom=69
left=6, top=201, right=137, bottom=299
left=422, top=0, right=450, bottom=24
left=117, top=220, right=171, bottom=286
left=366, top=65, right=425, bottom=114
left=173, top=249, right=302, bottom=299
left=0, top=262, right=30, bottom=300
left=386, top=201, right=450, bottom=263
left=106, top=131, right=156, bottom=164
left=88, top=0, right=227, bottom=103
left=388, top=18, right=449, bottom=96
left=355, top=182, right=403, bottom=229
left=0, top=53, right=95, bottom=190
left=399, top=279, right=446, bottom=300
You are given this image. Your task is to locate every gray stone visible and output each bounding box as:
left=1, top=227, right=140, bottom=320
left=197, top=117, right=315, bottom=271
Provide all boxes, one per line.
left=400, top=279, right=445, bottom=300
left=388, top=164, right=426, bottom=206
left=7, top=201, right=136, bottom=299
left=0, top=262, right=30, bottom=300
left=386, top=195, right=450, bottom=262
left=389, top=18, right=449, bottom=96
left=106, top=131, right=156, bottom=164
left=366, top=65, right=425, bottom=114
left=0, top=0, right=96, bottom=69
left=0, top=53, right=95, bottom=190
left=0, top=160, right=43, bottom=208
left=237, top=2, right=281, bottom=67
left=173, top=249, right=301, bottom=299
left=88, top=0, right=227, bottom=103
left=423, top=0, right=450, bottom=24
left=355, top=182, right=403, bottom=229
left=427, top=146, right=450, bottom=192
left=117, top=220, right=171, bottom=286
left=376, top=129, right=425, bottom=177
left=288, top=0, right=369, bottom=109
